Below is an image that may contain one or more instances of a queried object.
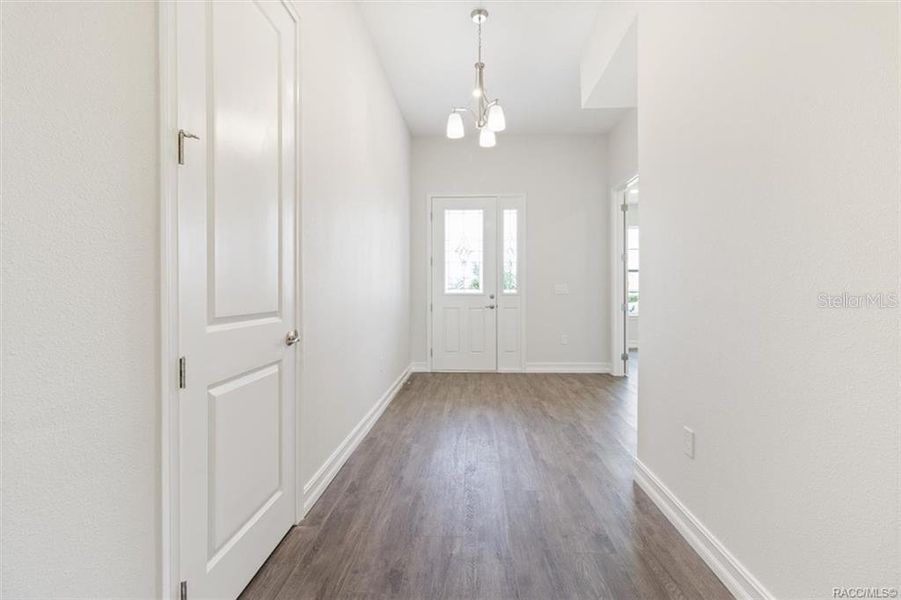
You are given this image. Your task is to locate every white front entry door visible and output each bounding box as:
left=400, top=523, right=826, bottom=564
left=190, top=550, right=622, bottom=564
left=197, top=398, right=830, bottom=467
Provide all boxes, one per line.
left=431, top=196, right=524, bottom=372
left=176, top=2, right=298, bottom=598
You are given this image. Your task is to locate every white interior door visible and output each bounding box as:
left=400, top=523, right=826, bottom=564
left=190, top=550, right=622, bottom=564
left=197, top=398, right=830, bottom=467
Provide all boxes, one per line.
left=177, top=2, right=297, bottom=597
left=432, top=197, right=498, bottom=371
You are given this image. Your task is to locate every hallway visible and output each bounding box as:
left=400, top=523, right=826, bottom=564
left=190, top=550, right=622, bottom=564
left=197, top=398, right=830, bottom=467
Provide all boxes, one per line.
left=4, top=3, right=898, bottom=597
left=241, top=371, right=729, bottom=599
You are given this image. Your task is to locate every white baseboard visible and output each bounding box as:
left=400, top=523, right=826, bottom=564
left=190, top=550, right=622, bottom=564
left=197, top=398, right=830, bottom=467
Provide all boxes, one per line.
left=633, top=459, right=773, bottom=600
left=524, top=362, right=611, bottom=373
left=301, top=365, right=412, bottom=516
left=403, top=362, right=613, bottom=374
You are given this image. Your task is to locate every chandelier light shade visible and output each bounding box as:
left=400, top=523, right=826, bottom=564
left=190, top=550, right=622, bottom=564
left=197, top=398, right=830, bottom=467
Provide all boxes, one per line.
left=479, top=127, right=496, bottom=148
left=445, top=8, right=506, bottom=147
left=446, top=112, right=465, bottom=139
left=487, top=103, right=506, bottom=132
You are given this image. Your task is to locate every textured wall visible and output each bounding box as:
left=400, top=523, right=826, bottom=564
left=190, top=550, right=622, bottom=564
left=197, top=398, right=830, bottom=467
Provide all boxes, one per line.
left=635, top=3, right=900, bottom=596
left=1, top=3, right=160, bottom=597
left=410, top=135, right=609, bottom=368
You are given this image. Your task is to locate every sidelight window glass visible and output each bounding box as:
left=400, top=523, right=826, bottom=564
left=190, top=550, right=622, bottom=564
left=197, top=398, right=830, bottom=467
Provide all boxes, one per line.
left=627, top=226, right=639, bottom=315
left=502, top=209, right=518, bottom=293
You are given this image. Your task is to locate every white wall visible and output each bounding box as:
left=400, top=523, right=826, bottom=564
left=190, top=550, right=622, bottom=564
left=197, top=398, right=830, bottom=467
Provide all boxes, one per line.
left=411, top=135, right=609, bottom=370
left=580, top=3, right=638, bottom=109
left=606, top=108, right=638, bottom=188
left=296, top=3, right=412, bottom=490
left=635, top=3, right=900, bottom=597
left=1, top=3, right=160, bottom=597
left=2, top=2, right=412, bottom=596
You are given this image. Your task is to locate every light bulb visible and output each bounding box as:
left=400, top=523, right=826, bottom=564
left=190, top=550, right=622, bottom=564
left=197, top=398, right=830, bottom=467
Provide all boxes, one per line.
left=487, top=104, right=506, bottom=132
left=446, top=112, right=465, bottom=139
left=472, top=87, right=483, bottom=98
left=479, top=127, right=496, bottom=148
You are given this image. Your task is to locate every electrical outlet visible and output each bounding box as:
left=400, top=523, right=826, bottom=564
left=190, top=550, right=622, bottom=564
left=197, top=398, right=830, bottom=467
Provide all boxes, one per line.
left=560, top=334, right=569, bottom=345
left=683, top=426, right=695, bottom=459
left=554, top=283, right=569, bottom=295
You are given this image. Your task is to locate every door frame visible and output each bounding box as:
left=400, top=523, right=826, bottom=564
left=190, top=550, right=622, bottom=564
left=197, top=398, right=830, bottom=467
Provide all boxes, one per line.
left=158, top=4, right=302, bottom=597
left=425, top=193, right=527, bottom=373
left=609, top=174, right=638, bottom=378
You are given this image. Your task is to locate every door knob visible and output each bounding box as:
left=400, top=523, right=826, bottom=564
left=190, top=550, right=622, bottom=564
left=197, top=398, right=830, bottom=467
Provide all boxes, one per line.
left=285, top=329, right=300, bottom=346
left=485, top=304, right=496, bottom=309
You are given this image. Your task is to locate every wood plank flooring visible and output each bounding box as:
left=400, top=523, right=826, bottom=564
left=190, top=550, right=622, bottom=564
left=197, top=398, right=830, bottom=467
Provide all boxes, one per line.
left=240, top=368, right=732, bottom=600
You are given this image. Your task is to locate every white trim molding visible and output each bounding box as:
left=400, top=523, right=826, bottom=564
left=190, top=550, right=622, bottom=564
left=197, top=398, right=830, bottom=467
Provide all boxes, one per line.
left=301, top=365, right=413, bottom=516
left=409, top=361, right=430, bottom=373
left=633, top=459, right=773, bottom=600
left=158, top=3, right=179, bottom=596
left=524, top=362, right=612, bottom=373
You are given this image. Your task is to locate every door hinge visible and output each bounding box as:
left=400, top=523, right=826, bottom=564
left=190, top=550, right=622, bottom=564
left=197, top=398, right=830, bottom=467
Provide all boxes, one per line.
left=429, top=302, right=433, bottom=312
left=178, top=356, right=186, bottom=389
left=621, top=352, right=629, bottom=361
left=177, top=129, right=200, bottom=165
left=622, top=252, right=627, bottom=262
left=430, top=257, right=433, bottom=267
left=430, top=348, right=433, bottom=357
left=621, top=302, right=628, bottom=313
left=179, top=580, right=187, bottom=600
left=621, top=203, right=629, bottom=212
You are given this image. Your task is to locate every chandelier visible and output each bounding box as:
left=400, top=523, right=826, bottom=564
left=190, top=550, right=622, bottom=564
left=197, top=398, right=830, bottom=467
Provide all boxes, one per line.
left=445, top=8, right=506, bottom=147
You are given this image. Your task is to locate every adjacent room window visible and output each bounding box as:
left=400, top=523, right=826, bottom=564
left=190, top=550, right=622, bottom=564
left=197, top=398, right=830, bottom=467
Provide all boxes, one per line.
left=444, top=209, right=484, bottom=293
left=627, top=226, right=639, bottom=315
left=502, top=209, right=518, bottom=293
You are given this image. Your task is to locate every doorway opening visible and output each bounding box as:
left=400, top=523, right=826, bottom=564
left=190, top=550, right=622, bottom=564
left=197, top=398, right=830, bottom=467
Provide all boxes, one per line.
left=610, top=176, right=639, bottom=378
left=428, top=195, right=526, bottom=372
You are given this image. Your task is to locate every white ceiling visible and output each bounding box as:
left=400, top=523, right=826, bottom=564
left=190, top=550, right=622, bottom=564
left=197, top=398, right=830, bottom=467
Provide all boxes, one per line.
left=358, top=1, right=628, bottom=136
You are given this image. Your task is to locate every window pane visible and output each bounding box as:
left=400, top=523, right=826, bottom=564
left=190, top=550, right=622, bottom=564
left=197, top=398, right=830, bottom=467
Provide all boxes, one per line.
left=627, top=249, right=640, bottom=270
left=503, top=209, right=518, bottom=293
left=444, top=209, right=483, bottom=293
left=627, top=226, right=639, bottom=314
left=627, top=271, right=639, bottom=293
left=627, top=226, right=639, bottom=249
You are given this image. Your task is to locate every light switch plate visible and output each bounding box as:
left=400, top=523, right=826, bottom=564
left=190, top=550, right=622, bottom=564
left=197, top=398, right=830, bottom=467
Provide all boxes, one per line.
left=554, top=283, right=569, bottom=295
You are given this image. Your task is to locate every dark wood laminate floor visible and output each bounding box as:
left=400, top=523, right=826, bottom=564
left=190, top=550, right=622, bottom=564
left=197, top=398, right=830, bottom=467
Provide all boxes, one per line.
left=241, top=364, right=732, bottom=600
